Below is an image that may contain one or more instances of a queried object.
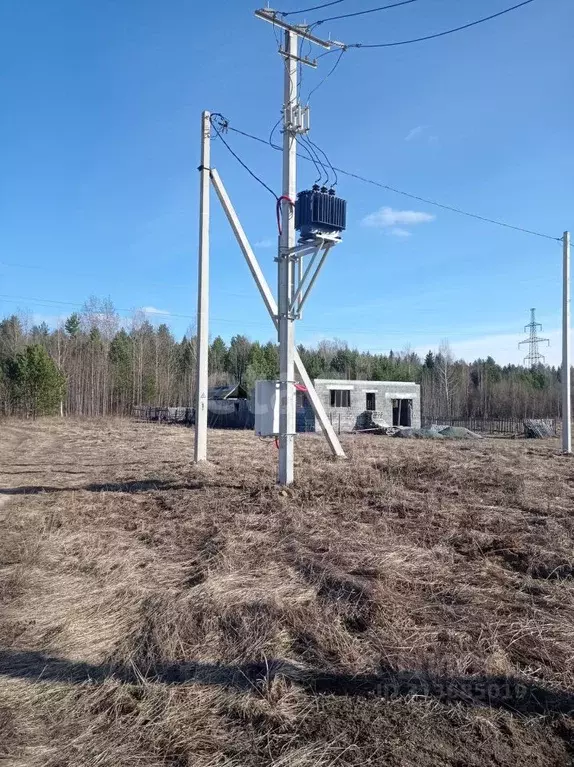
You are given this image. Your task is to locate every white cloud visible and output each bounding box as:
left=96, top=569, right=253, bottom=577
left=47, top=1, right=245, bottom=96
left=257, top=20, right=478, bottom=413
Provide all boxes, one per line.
left=254, top=238, right=274, bottom=249
left=141, top=306, right=170, bottom=316
left=405, top=125, right=424, bottom=141
left=362, top=206, right=435, bottom=234
left=28, top=313, right=67, bottom=329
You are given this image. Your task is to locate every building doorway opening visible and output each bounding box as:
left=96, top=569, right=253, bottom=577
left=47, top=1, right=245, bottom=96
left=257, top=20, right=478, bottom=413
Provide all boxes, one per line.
left=392, top=399, right=412, bottom=427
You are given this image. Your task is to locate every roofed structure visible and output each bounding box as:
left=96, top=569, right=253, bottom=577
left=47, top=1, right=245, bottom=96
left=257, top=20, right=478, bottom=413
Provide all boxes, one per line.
left=208, top=383, right=249, bottom=400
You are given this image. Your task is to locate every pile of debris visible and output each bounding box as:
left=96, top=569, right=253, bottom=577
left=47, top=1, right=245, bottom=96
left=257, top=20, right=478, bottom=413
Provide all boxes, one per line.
left=394, top=427, right=444, bottom=439
left=437, top=426, right=483, bottom=440
left=523, top=419, right=556, bottom=439
left=393, top=425, right=482, bottom=440
left=361, top=419, right=556, bottom=440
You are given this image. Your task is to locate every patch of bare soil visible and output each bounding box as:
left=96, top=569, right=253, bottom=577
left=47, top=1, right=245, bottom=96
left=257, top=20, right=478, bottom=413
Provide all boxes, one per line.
left=0, top=418, right=573, bottom=766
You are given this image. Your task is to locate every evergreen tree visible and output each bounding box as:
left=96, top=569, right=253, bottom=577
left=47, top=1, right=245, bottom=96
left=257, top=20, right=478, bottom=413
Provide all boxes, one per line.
left=0, top=315, right=24, bottom=358
left=65, top=313, right=81, bottom=337
left=30, top=322, right=50, bottom=346
left=209, top=336, right=228, bottom=375
left=263, top=342, right=279, bottom=378
left=109, top=330, right=133, bottom=412
left=0, top=298, right=569, bottom=420
left=5, top=345, right=65, bottom=418
left=226, top=335, right=251, bottom=384
left=243, top=341, right=276, bottom=391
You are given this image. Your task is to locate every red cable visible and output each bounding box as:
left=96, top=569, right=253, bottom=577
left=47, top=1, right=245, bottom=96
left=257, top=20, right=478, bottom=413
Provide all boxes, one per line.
left=276, top=195, right=294, bottom=236
left=275, top=437, right=280, bottom=450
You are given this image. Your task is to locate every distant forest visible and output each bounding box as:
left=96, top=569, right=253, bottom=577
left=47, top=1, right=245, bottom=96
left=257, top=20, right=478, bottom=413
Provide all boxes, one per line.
left=0, top=297, right=566, bottom=420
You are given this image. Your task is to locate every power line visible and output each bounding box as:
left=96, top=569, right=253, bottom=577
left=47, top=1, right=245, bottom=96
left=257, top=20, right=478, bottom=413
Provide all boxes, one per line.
left=209, top=113, right=278, bottom=200
left=325, top=167, right=560, bottom=241
left=0, top=293, right=193, bottom=320
left=268, top=116, right=282, bottom=149
left=280, top=0, right=347, bottom=17
left=298, top=34, right=314, bottom=100
left=300, top=45, right=345, bottom=184
left=0, top=261, right=259, bottom=300
left=0, top=293, right=267, bottom=328
left=313, top=0, right=421, bottom=25
left=211, top=70, right=329, bottom=187
left=304, top=134, right=338, bottom=186
left=223, top=121, right=560, bottom=241
left=0, top=292, right=535, bottom=339
left=0, top=260, right=196, bottom=290
left=346, top=0, right=537, bottom=48
left=299, top=134, right=329, bottom=184
left=305, top=46, right=346, bottom=104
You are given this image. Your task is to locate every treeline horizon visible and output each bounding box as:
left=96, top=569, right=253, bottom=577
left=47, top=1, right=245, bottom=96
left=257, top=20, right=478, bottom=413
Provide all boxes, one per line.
left=0, top=296, right=567, bottom=420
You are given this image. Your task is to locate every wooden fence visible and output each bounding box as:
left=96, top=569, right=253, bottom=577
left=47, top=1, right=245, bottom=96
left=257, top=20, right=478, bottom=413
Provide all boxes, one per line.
left=133, top=404, right=255, bottom=430
left=134, top=406, right=193, bottom=424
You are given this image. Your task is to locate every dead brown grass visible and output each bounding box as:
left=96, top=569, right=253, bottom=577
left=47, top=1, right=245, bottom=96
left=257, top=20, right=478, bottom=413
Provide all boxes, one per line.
left=1, top=418, right=573, bottom=765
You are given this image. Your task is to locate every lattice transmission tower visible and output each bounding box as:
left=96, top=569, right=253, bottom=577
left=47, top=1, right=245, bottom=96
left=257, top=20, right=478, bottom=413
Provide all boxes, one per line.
left=518, top=308, right=550, bottom=367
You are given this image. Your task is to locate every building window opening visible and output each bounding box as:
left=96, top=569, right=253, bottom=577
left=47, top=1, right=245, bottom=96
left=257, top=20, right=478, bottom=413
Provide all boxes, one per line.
left=366, top=393, right=376, bottom=411
left=330, top=389, right=351, bottom=408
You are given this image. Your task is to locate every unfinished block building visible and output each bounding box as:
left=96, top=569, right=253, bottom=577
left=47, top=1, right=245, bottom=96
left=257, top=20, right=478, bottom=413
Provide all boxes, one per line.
left=298, top=379, right=421, bottom=433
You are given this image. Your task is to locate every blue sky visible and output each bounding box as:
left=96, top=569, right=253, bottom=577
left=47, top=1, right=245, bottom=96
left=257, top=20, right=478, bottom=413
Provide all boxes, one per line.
left=2, top=0, right=573, bottom=364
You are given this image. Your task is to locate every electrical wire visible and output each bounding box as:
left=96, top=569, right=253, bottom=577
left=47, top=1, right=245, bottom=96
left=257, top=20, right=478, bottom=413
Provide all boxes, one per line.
left=2, top=292, right=562, bottom=339
left=276, top=195, right=295, bottom=235
left=346, top=0, right=537, bottom=48
left=0, top=260, right=195, bottom=290
left=0, top=293, right=275, bottom=329
left=304, top=134, right=338, bottom=186
left=209, top=113, right=278, bottom=201
left=298, top=34, right=314, bottom=100
left=321, top=167, right=560, bottom=240
left=266, top=52, right=329, bottom=184
left=269, top=116, right=282, bottom=149
left=223, top=121, right=560, bottom=241
left=270, top=114, right=327, bottom=184
left=273, top=19, right=296, bottom=104
left=300, top=134, right=329, bottom=184
left=305, top=46, right=346, bottom=104
left=313, top=0, right=421, bottom=25
left=210, top=111, right=327, bottom=232
left=268, top=14, right=336, bottom=186
left=280, top=0, right=347, bottom=17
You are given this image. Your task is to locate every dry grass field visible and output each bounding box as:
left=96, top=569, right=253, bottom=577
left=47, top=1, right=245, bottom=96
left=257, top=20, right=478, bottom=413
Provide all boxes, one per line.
left=1, top=419, right=574, bottom=766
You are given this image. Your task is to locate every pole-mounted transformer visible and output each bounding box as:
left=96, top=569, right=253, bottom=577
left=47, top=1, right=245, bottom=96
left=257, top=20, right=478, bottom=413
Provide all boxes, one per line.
left=252, top=8, right=348, bottom=484
left=295, top=185, right=347, bottom=241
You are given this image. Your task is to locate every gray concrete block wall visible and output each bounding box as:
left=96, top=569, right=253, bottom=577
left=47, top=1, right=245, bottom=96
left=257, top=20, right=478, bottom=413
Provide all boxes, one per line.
left=305, top=379, right=421, bottom=433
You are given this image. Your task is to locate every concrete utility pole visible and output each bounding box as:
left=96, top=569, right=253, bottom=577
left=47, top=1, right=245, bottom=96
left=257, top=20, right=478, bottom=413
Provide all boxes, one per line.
left=278, top=29, right=298, bottom=485
left=563, top=231, right=571, bottom=454
left=254, top=9, right=339, bottom=484
left=194, top=110, right=211, bottom=462
left=194, top=12, right=346, bottom=477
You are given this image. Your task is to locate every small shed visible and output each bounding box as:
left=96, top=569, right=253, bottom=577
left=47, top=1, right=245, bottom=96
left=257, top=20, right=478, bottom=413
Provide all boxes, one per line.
left=209, top=384, right=249, bottom=400
left=208, top=383, right=254, bottom=429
